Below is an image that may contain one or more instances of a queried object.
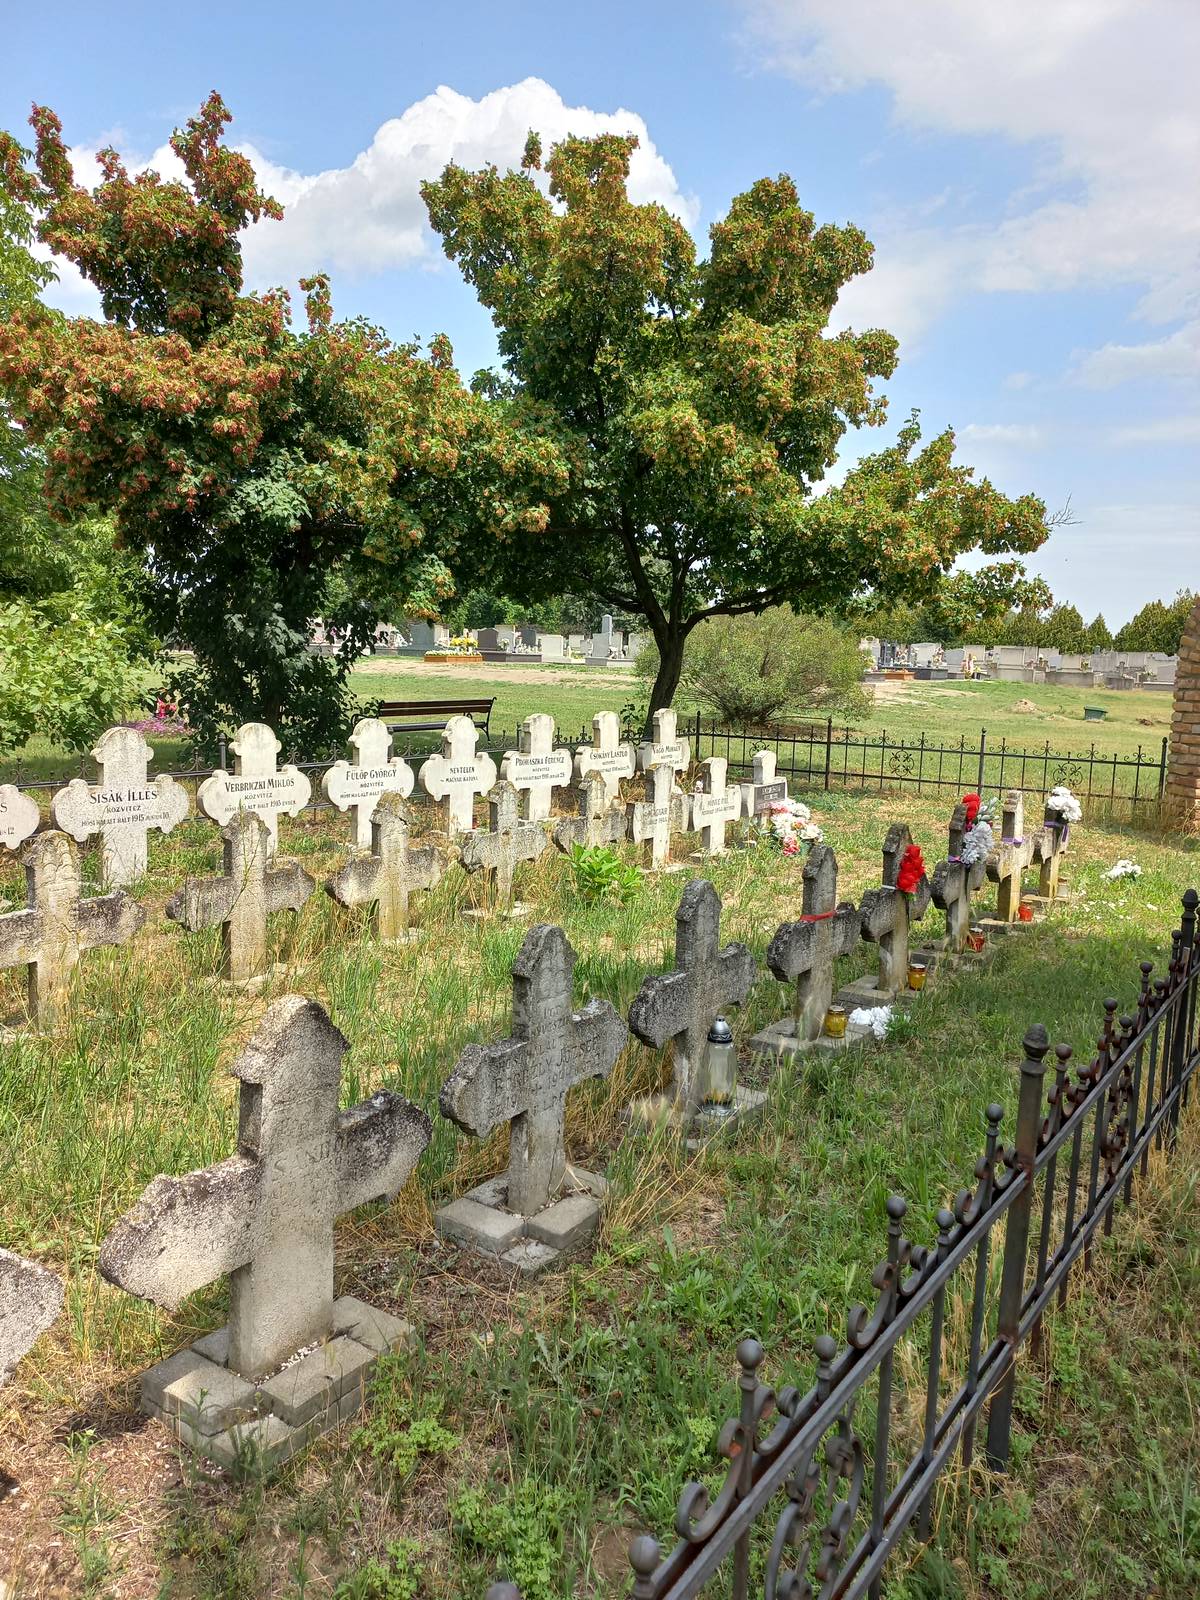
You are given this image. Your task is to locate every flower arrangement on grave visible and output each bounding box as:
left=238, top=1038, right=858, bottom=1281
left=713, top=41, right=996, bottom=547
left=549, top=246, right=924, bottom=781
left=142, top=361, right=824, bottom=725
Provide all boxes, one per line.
left=1047, top=785, right=1082, bottom=824
left=447, top=635, right=480, bottom=655
left=1102, top=858, right=1142, bottom=881
left=127, top=696, right=189, bottom=735
left=756, top=798, right=823, bottom=856
left=896, top=842, right=926, bottom=893
left=960, top=819, right=995, bottom=867
left=848, top=1004, right=893, bottom=1040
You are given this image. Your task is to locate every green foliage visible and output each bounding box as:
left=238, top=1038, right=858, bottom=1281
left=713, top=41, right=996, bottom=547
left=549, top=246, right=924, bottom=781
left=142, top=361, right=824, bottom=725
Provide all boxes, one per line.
left=353, top=1359, right=460, bottom=1485
left=451, top=1479, right=566, bottom=1600
left=567, top=843, right=642, bottom=906
left=332, top=1540, right=422, bottom=1600
left=1116, top=590, right=1195, bottom=654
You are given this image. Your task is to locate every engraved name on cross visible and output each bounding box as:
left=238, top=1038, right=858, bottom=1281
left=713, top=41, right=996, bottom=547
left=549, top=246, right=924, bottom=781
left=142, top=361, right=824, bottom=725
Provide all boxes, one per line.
left=690, top=756, right=741, bottom=855
left=574, top=712, right=636, bottom=803
left=628, top=761, right=686, bottom=871
left=197, top=723, right=312, bottom=854
left=322, top=717, right=415, bottom=850
left=51, top=726, right=189, bottom=888
left=501, top=713, right=573, bottom=822
left=417, top=715, right=498, bottom=834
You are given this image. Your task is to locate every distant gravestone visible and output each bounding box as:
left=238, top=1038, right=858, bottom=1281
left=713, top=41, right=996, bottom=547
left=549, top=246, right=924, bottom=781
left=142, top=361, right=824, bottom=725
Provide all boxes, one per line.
left=0, top=1249, right=63, bottom=1386
left=740, top=749, right=788, bottom=819
left=930, top=802, right=988, bottom=954
left=501, top=713, right=573, bottom=822
left=51, top=726, right=189, bottom=887
left=985, top=791, right=1036, bottom=924
left=628, top=879, right=758, bottom=1124
left=753, top=845, right=861, bottom=1054
left=0, top=785, right=40, bottom=853
left=476, top=627, right=502, bottom=653
left=840, top=823, right=931, bottom=1004
left=574, top=711, right=636, bottom=802
left=690, top=756, right=741, bottom=855
left=628, top=762, right=686, bottom=871
left=459, top=779, right=548, bottom=914
left=326, top=793, right=443, bottom=941
left=99, top=996, right=430, bottom=1465
left=321, top=717, right=415, bottom=850
left=418, top=715, right=498, bottom=834
left=552, top=771, right=627, bottom=854
left=166, top=811, right=314, bottom=985
left=436, top=924, right=627, bottom=1271
left=197, top=723, right=311, bottom=854
left=0, top=831, right=146, bottom=1028
left=637, top=707, right=690, bottom=780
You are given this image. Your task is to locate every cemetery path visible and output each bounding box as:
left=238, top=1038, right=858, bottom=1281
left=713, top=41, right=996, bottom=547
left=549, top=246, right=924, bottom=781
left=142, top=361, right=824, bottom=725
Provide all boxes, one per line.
left=353, top=658, right=634, bottom=688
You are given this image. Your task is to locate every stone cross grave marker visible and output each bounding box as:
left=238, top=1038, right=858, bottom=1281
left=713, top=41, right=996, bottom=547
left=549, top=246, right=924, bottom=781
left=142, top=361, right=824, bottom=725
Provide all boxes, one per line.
left=0, top=831, right=146, bottom=1028
left=0, top=784, right=40, bottom=854
left=325, top=793, right=442, bottom=941
left=99, top=997, right=430, bottom=1463
left=321, top=717, right=415, bottom=849
left=501, top=713, right=573, bottom=822
left=437, top=924, right=627, bottom=1270
left=197, top=723, right=312, bottom=854
left=845, top=823, right=932, bottom=1001
left=761, top=844, right=861, bottom=1047
left=552, top=770, right=627, bottom=854
left=459, top=779, right=548, bottom=914
left=574, top=711, right=636, bottom=802
left=637, top=706, right=690, bottom=781
left=986, top=790, right=1035, bottom=923
left=628, top=761, right=686, bottom=871
left=51, top=726, right=189, bottom=888
left=166, top=811, right=314, bottom=985
left=0, top=1249, right=63, bottom=1386
left=930, top=802, right=988, bottom=953
left=740, top=749, right=788, bottom=819
left=628, top=879, right=758, bottom=1122
left=690, top=756, right=742, bottom=855
left=1031, top=800, right=1069, bottom=903
left=417, top=714, right=498, bottom=834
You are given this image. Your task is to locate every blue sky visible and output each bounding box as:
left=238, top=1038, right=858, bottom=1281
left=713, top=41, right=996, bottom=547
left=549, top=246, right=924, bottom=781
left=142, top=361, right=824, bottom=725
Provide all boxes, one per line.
left=6, top=0, right=1196, bottom=626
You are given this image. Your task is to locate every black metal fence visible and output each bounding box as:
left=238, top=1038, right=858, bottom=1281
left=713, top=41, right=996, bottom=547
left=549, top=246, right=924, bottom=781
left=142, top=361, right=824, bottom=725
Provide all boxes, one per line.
left=488, top=890, right=1200, bottom=1600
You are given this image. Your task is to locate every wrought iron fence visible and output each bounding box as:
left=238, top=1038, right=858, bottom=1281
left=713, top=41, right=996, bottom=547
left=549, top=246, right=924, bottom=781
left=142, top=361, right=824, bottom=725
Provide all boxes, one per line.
left=487, top=889, right=1199, bottom=1600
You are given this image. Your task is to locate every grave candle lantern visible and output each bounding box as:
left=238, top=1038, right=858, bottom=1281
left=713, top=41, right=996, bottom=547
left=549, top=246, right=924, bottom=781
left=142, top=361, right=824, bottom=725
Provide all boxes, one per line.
left=907, top=956, right=928, bottom=991
left=823, top=1004, right=847, bottom=1039
left=702, top=1016, right=736, bottom=1105
left=967, top=924, right=986, bottom=954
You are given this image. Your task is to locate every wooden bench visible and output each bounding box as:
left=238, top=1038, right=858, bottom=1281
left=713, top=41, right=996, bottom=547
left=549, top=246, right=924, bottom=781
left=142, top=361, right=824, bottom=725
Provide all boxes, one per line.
left=376, top=697, right=496, bottom=738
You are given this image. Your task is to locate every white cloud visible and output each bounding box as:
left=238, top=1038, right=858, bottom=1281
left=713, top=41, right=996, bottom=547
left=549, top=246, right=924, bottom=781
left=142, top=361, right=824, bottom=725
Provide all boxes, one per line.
left=1072, top=320, right=1200, bottom=389
left=960, top=422, right=1044, bottom=447
left=1108, top=416, right=1200, bottom=446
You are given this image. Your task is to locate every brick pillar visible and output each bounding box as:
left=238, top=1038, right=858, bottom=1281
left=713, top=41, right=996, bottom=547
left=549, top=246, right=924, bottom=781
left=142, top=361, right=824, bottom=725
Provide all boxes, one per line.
left=1167, top=595, right=1200, bottom=826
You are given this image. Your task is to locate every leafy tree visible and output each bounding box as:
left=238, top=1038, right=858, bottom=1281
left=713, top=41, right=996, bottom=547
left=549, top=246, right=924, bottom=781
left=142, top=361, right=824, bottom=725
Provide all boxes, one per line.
left=1040, top=602, right=1087, bottom=653
left=1083, top=613, right=1112, bottom=650
left=422, top=133, right=1050, bottom=718
left=861, top=565, right=1051, bottom=646
left=1116, top=591, right=1195, bottom=654
left=0, top=97, right=560, bottom=753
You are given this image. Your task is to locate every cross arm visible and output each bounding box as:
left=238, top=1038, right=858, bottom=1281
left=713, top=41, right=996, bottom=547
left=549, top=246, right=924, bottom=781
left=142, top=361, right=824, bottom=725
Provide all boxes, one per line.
left=929, top=859, right=962, bottom=912
left=166, top=876, right=236, bottom=933
left=326, top=852, right=383, bottom=910
left=858, top=886, right=894, bottom=943
left=77, top=892, right=147, bottom=951
left=573, top=999, right=628, bottom=1081
left=719, top=943, right=758, bottom=1007
left=336, top=1092, right=432, bottom=1209
left=0, top=910, right=43, bottom=970
left=407, top=844, right=444, bottom=892
left=766, top=920, right=819, bottom=983
left=264, top=859, right=316, bottom=915
left=628, top=969, right=692, bottom=1049
left=440, top=1038, right=528, bottom=1135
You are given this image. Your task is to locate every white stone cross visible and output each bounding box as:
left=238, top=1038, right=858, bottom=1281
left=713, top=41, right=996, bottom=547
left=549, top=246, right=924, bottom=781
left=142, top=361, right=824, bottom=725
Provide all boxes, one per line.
left=197, top=723, right=312, bottom=854
left=500, top=713, right=573, bottom=821
left=740, top=749, right=789, bottom=819
left=637, top=707, right=690, bottom=780
left=439, top=924, right=627, bottom=1216
left=986, top=790, right=1035, bottom=922
left=628, top=879, right=757, bottom=1120
left=417, top=715, right=498, bottom=834
left=552, top=771, right=627, bottom=854
left=0, top=1248, right=63, bottom=1386
left=767, top=844, right=861, bottom=1040
left=166, top=811, right=314, bottom=984
left=574, top=711, right=636, bottom=803
left=325, top=793, right=443, bottom=941
left=459, top=780, right=548, bottom=913
left=51, top=726, right=190, bottom=888
left=99, top=995, right=432, bottom=1378
left=0, top=785, right=41, bottom=854
left=859, top=823, right=932, bottom=995
left=930, top=802, right=988, bottom=952
left=321, top=717, right=415, bottom=849
left=628, top=762, right=686, bottom=871
left=0, top=831, right=146, bottom=1027
left=690, top=756, right=742, bottom=855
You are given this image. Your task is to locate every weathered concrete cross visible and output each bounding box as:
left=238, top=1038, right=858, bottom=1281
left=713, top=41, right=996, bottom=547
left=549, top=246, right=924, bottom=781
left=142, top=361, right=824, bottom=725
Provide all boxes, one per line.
left=197, top=723, right=312, bottom=854
left=439, top=924, right=627, bottom=1216
left=628, top=761, right=686, bottom=870
left=51, top=726, right=189, bottom=888
left=0, top=831, right=146, bottom=1027
left=551, top=770, right=627, bottom=854
left=0, top=784, right=40, bottom=853
left=573, top=711, right=636, bottom=802
left=501, top=713, right=573, bottom=821
left=857, top=823, right=932, bottom=997
left=637, top=707, right=691, bottom=781
left=321, top=716, right=415, bottom=849
left=0, top=1248, right=63, bottom=1386
left=166, top=811, right=314, bottom=984
left=986, top=790, right=1035, bottom=922
left=740, top=749, right=789, bottom=818
left=99, top=996, right=431, bottom=1378
left=690, top=756, right=741, bottom=855
left=1031, top=799, right=1069, bottom=901
left=930, top=802, right=988, bottom=952
left=459, top=779, right=548, bottom=913
left=628, top=879, right=757, bottom=1120
left=767, top=844, right=861, bottom=1041
left=325, top=793, right=443, bottom=940
left=417, top=714, right=498, bottom=834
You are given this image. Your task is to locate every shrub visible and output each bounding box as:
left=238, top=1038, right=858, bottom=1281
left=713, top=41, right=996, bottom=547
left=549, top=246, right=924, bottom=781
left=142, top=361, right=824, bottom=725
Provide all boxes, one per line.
left=568, top=843, right=642, bottom=906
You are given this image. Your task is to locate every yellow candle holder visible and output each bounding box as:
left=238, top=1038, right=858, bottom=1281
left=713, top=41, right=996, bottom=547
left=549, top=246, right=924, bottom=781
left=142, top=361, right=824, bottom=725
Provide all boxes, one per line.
left=907, top=959, right=928, bottom=992
left=823, top=1005, right=847, bottom=1039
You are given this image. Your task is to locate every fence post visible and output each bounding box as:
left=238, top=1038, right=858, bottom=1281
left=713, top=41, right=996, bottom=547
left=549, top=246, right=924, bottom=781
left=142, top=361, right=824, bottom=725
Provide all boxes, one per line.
left=976, top=727, right=987, bottom=793
left=985, top=1024, right=1050, bottom=1470
left=824, top=715, right=833, bottom=791
left=694, top=708, right=702, bottom=760
left=217, top=734, right=227, bottom=771
left=1158, top=736, right=1169, bottom=800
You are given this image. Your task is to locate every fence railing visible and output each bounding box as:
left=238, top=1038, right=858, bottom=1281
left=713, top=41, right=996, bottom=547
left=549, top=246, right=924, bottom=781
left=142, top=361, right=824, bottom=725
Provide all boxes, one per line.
left=487, top=889, right=1199, bottom=1600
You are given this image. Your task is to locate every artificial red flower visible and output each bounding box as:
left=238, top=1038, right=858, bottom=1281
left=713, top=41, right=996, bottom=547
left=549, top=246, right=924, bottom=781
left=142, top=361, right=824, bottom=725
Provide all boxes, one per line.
left=896, top=843, right=926, bottom=893
left=961, top=792, right=982, bottom=826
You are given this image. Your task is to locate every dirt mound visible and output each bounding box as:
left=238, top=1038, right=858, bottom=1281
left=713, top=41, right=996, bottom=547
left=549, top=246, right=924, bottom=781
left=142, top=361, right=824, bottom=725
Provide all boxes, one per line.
left=1013, top=697, right=1040, bottom=713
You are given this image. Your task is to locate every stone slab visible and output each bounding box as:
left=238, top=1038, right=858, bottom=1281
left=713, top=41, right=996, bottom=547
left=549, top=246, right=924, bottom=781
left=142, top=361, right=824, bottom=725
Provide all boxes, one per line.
left=260, top=1335, right=374, bottom=1427
left=186, top=1412, right=296, bottom=1472
left=499, top=1239, right=561, bottom=1276
left=146, top=1349, right=265, bottom=1437
left=435, top=1197, right=525, bottom=1256
left=332, top=1295, right=416, bottom=1357
left=525, top=1194, right=601, bottom=1252
left=749, top=1019, right=872, bottom=1058
left=689, top=1085, right=768, bottom=1142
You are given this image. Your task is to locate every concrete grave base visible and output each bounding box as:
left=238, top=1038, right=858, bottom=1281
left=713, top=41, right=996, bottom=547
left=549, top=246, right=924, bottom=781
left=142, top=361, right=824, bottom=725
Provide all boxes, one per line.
left=626, top=1085, right=767, bottom=1143
left=975, top=915, right=1038, bottom=940
left=748, top=1017, right=874, bottom=1058
left=835, top=976, right=919, bottom=1012
left=140, top=1295, right=414, bottom=1471
left=638, top=863, right=687, bottom=876
left=461, top=902, right=531, bottom=923
left=435, top=1168, right=605, bottom=1276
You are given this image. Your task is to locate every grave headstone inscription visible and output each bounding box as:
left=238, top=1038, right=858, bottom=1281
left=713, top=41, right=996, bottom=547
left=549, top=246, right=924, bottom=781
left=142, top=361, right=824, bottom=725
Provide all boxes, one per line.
left=321, top=717, right=415, bottom=850
left=740, top=749, right=788, bottom=819
left=984, top=791, right=1037, bottom=927
left=51, top=726, right=189, bottom=888
left=501, top=713, right=573, bottom=822
left=574, top=711, right=636, bottom=802
left=166, top=811, right=314, bottom=985
left=628, top=879, right=759, bottom=1127
left=751, top=845, right=861, bottom=1056
left=436, top=924, right=627, bottom=1272
left=929, top=802, right=988, bottom=956
left=627, top=761, right=687, bottom=871
left=0, top=1248, right=63, bottom=1387
left=325, top=793, right=443, bottom=941
left=551, top=771, right=627, bottom=854
left=99, top=996, right=430, bottom=1467
left=197, top=723, right=312, bottom=854
left=0, top=831, right=146, bottom=1028
left=0, top=785, right=40, bottom=853
left=459, top=779, right=548, bottom=915
left=417, top=715, right=498, bottom=834
left=637, top=707, right=690, bottom=782
left=690, top=756, right=741, bottom=856
left=839, top=824, right=932, bottom=1006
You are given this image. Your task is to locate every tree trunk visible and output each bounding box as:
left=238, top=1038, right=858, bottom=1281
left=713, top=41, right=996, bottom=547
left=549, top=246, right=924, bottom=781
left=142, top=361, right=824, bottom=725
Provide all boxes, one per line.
left=644, top=624, right=686, bottom=736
